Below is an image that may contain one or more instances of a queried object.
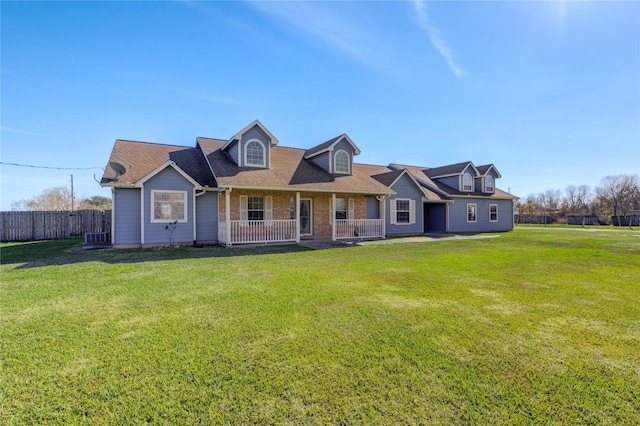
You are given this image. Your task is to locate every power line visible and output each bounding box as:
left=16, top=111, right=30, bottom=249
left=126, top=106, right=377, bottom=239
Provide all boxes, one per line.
left=0, top=161, right=104, bottom=171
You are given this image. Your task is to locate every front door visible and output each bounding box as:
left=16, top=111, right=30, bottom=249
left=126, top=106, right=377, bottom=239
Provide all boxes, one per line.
left=300, top=199, right=313, bottom=235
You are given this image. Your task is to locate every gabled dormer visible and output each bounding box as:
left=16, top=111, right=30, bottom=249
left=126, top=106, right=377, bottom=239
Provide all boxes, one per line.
left=475, top=164, right=501, bottom=193
left=304, top=134, right=361, bottom=176
left=424, top=161, right=479, bottom=193
left=221, top=120, right=278, bottom=169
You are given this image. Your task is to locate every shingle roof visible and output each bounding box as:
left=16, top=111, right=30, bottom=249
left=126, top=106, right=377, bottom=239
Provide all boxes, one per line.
left=101, top=140, right=216, bottom=187
left=304, top=134, right=361, bottom=158
left=197, top=138, right=393, bottom=195
left=423, top=161, right=473, bottom=178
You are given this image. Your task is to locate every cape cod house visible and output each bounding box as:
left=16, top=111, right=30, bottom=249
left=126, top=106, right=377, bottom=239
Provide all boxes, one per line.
left=100, top=120, right=517, bottom=248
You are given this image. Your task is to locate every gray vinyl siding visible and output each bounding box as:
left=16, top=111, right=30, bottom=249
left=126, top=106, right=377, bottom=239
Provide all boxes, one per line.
left=366, top=196, right=380, bottom=219
left=386, top=173, right=424, bottom=236
left=143, top=167, right=195, bottom=244
left=240, top=125, right=271, bottom=168
left=228, top=141, right=239, bottom=165
left=113, top=188, right=141, bottom=245
left=448, top=198, right=514, bottom=232
left=437, top=176, right=459, bottom=190
left=195, top=191, right=218, bottom=242
left=309, top=152, right=330, bottom=173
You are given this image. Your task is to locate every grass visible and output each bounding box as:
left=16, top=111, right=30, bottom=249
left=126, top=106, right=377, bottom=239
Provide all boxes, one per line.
left=1, top=229, right=639, bottom=424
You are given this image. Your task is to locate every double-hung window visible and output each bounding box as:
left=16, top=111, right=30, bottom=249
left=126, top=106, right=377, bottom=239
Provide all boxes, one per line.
left=390, top=198, right=415, bottom=225
left=467, top=203, right=477, bottom=223
left=335, top=198, right=348, bottom=220
left=396, top=199, right=411, bottom=224
left=489, top=204, right=498, bottom=222
left=151, top=190, right=187, bottom=223
left=240, top=195, right=272, bottom=221
left=247, top=196, right=264, bottom=221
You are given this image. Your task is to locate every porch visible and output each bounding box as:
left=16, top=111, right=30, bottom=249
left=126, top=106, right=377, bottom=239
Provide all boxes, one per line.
left=218, top=189, right=386, bottom=246
left=217, top=218, right=384, bottom=246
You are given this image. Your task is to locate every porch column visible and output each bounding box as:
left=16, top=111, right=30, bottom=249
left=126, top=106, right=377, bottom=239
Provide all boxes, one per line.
left=331, top=193, right=336, bottom=241
left=225, top=188, right=232, bottom=246
left=379, top=195, right=386, bottom=238
left=295, top=192, right=300, bottom=243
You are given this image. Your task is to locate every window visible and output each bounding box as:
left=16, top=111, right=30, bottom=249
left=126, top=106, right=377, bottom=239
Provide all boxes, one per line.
left=485, top=176, right=495, bottom=193
left=467, top=204, right=477, bottom=222
left=151, top=190, right=187, bottom=223
left=245, top=139, right=265, bottom=167
left=489, top=204, right=498, bottom=222
left=240, top=195, right=272, bottom=221
left=334, top=150, right=350, bottom=174
left=390, top=198, right=415, bottom=225
left=247, top=196, right=264, bottom=221
left=335, top=198, right=348, bottom=220
left=396, top=199, right=410, bottom=224
left=463, top=173, right=473, bottom=191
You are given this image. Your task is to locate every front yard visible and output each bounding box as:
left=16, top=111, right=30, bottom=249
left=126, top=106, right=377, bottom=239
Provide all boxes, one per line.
left=1, top=229, right=639, bottom=424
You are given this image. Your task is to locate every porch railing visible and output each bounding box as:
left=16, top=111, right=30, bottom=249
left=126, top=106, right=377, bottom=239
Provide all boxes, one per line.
left=335, top=219, right=384, bottom=240
left=218, top=220, right=297, bottom=245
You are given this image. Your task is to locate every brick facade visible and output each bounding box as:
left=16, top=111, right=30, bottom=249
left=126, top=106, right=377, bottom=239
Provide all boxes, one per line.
left=219, top=190, right=369, bottom=237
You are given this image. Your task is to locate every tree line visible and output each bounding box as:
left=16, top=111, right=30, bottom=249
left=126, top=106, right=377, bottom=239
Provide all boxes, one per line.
left=515, top=174, right=640, bottom=224
left=9, top=186, right=112, bottom=211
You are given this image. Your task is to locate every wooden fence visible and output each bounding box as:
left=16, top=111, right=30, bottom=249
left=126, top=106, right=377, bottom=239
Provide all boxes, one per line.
left=0, top=210, right=111, bottom=242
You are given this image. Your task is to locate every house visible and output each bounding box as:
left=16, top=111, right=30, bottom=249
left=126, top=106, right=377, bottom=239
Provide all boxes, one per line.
left=100, top=120, right=517, bottom=248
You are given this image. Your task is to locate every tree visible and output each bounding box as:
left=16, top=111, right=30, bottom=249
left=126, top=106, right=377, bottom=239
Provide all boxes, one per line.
left=77, top=196, right=112, bottom=211
left=11, top=186, right=72, bottom=211
left=10, top=187, right=112, bottom=211
left=563, top=185, right=592, bottom=216
left=595, top=175, right=640, bottom=218
left=540, top=189, right=562, bottom=225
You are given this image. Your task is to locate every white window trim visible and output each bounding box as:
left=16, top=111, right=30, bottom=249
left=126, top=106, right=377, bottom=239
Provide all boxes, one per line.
left=240, top=195, right=272, bottom=221
left=390, top=198, right=416, bottom=225
left=489, top=204, right=499, bottom=222
left=244, top=139, right=266, bottom=168
left=467, top=203, right=477, bottom=223
left=485, top=176, right=495, bottom=193
left=150, top=190, right=188, bottom=223
left=334, top=149, right=350, bottom=174
left=462, top=173, right=473, bottom=192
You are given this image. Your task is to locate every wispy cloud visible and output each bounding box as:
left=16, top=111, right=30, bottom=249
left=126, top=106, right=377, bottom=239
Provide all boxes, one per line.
left=0, top=126, right=42, bottom=136
left=169, top=88, right=249, bottom=107
left=249, top=1, right=396, bottom=74
left=413, top=0, right=465, bottom=78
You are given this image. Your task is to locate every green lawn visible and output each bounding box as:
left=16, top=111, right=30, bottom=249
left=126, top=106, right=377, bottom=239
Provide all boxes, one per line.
left=1, top=229, right=639, bottom=424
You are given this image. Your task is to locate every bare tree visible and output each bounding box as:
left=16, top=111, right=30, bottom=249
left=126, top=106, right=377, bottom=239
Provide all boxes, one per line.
left=595, top=175, right=640, bottom=218
left=10, top=186, right=73, bottom=211
left=10, top=187, right=112, bottom=211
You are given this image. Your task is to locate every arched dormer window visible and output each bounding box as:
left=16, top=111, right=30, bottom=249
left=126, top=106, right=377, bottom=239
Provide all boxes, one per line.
left=462, top=173, right=473, bottom=191
left=245, top=139, right=265, bottom=167
left=485, top=175, right=494, bottom=193
left=334, top=150, right=350, bottom=174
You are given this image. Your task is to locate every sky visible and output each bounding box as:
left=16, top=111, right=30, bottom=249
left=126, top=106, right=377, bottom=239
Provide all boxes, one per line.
left=1, top=0, right=639, bottom=210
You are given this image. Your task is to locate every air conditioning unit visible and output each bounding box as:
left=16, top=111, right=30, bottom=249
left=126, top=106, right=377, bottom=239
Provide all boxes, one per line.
left=85, top=232, right=109, bottom=244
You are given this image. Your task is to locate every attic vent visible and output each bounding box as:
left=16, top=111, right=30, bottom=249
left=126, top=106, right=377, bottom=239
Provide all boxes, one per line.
left=85, top=232, right=109, bottom=244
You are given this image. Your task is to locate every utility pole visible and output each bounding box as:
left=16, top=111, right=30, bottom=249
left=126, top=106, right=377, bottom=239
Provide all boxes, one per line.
left=70, top=174, right=75, bottom=211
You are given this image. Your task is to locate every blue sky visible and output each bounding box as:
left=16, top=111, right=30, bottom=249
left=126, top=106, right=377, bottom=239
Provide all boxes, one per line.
left=2, top=0, right=639, bottom=210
